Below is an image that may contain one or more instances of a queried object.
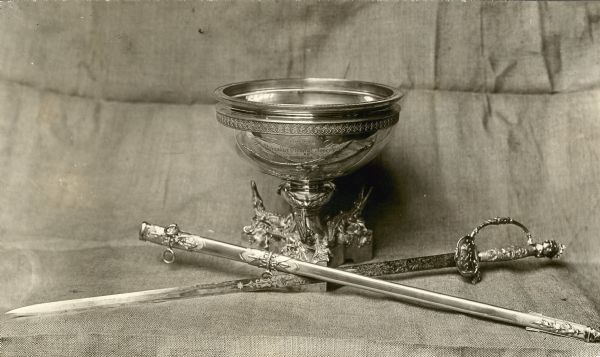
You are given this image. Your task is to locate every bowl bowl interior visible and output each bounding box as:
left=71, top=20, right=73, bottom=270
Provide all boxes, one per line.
left=215, top=78, right=402, bottom=113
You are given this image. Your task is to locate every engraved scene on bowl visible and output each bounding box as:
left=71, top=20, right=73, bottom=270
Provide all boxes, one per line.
left=232, top=128, right=394, bottom=182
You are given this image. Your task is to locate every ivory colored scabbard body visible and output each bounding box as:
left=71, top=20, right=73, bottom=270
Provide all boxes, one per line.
left=140, top=222, right=600, bottom=343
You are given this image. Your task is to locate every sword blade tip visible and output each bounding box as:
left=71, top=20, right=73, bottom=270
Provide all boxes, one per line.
left=5, top=305, right=41, bottom=317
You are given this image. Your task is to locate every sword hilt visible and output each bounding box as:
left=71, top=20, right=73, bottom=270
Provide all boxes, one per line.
left=455, top=217, right=566, bottom=284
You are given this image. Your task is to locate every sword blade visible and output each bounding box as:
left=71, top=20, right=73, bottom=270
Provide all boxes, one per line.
left=5, top=253, right=455, bottom=317
left=5, top=276, right=316, bottom=317
left=340, top=253, right=456, bottom=276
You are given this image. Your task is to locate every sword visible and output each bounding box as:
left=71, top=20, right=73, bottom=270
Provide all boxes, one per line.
left=343, top=217, right=564, bottom=283
left=6, top=218, right=564, bottom=317
left=18, top=222, right=597, bottom=342
left=140, top=222, right=600, bottom=342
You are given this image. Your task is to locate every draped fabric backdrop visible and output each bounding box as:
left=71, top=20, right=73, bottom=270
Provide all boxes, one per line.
left=1, top=1, right=599, bottom=355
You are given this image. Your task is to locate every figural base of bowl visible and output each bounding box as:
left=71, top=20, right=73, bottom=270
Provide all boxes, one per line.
left=241, top=180, right=373, bottom=267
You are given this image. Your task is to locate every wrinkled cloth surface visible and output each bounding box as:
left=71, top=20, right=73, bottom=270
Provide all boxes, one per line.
left=1, top=1, right=599, bottom=356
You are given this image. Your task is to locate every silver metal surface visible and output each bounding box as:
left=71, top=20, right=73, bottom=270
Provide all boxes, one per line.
left=454, top=217, right=565, bottom=283
left=214, top=78, right=403, bottom=265
left=137, top=222, right=598, bottom=343
left=214, top=78, right=403, bottom=117
left=6, top=218, right=565, bottom=317
left=5, top=275, right=320, bottom=317
left=214, top=78, right=401, bottom=182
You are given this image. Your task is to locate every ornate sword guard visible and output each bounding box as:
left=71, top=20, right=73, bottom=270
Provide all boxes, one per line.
left=242, top=180, right=373, bottom=267
left=455, top=217, right=566, bottom=284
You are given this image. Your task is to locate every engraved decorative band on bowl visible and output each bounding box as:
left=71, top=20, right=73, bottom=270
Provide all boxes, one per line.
left=216, top=111, right=399, bottom=135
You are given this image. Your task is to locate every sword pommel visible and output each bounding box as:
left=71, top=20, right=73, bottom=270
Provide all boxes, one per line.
left=534, top=240, right=565, bottom=259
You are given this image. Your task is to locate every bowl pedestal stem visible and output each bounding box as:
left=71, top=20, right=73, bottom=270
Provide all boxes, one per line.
left=243, top=180, right=374, bottom=267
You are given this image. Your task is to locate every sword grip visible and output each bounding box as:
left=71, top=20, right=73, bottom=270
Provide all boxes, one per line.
left=455, top=232, right=565, bottom=284
left=478, top=240, right=564, bottom=262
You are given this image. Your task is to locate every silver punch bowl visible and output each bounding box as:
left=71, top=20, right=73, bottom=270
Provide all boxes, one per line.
left=214, top=78, right=403, bottom=265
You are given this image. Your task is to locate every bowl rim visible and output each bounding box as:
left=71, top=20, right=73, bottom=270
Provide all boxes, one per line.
left=213, top=78, right=403, bottom=114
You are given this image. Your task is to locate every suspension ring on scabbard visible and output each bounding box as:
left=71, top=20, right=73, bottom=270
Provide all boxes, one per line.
left=162, top=224, right=180, bottom=264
